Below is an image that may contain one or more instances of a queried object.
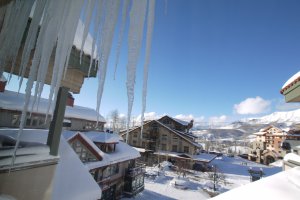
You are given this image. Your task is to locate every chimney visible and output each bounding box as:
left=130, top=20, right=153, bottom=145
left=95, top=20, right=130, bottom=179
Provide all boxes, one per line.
left=66, top=92, right=74, bottom=107
left=0, top=75, right=7, bottom=92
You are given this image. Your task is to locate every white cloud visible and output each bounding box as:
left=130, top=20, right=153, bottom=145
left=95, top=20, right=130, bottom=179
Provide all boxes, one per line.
left=234, top=96, right=271, bottom=115
left=135, top=112, right=162, bottom=122
left=175, top=114, right=205, bottom=123
left=209, top=115, right=227, bottom=123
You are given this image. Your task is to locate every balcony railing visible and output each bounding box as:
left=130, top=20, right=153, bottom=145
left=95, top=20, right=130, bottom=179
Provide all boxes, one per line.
left=126, top=164, right=146, bottom=177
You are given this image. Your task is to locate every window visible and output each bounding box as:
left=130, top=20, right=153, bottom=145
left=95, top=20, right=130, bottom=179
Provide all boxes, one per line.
left=162, top=134, right=167, bottom=141
left=103, top=164, right=119, bottom=179
left=184, top=146, right=189, bottom=153
left=133, top=140, right=137, bottom=145
left=133, top=133, right=138, bottom=137
left=172, top=145, right=177, bottom=152
left=72, top=140, right=98, bottom=163
left=161, top=144, right=167, bottom=151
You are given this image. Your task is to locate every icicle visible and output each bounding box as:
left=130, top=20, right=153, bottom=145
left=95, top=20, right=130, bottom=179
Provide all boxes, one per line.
left=87, top=0, right=105, bottom=78
left=140, top=0, right=155, bottom=139
left=46, top=0, right=84, bottom=120
left=95, top=0, right=121, bottom=123
left=10, top=42, right=40, bottom=167
left=18, top=0, right=46, bottom=93
left=113, top=0, right=130, bottom=80
left=125, top=0, right=147, bottom=143
left=79, top=0, right=96, bottom=64
left=0, top=0, right=35, bottom=81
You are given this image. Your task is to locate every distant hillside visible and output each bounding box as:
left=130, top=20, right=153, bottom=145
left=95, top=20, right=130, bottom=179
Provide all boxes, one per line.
left=193, top=109, right=300, bottom=140
left=241, top=109, right=300, bottom=125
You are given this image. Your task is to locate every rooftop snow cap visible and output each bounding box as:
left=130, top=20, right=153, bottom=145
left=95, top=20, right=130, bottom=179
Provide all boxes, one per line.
left=280, top=71, right=300, bottom=94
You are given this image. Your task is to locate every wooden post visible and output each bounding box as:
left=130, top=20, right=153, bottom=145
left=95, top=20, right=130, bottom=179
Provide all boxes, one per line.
left=47, top=86, right=69, bottom=156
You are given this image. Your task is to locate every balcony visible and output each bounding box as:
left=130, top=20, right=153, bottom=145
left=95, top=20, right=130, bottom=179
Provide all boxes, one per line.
left=126, top=163, right=146, bottom=177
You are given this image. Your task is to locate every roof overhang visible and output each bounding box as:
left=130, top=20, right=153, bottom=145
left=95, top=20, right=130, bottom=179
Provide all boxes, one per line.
left=2, top=19, right=97, bottom=94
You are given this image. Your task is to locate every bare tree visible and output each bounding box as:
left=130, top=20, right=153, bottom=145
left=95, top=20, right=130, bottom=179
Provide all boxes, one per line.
left=110, top=109, right=120, bottom=132
left=207, top=166, right=227, bottom=191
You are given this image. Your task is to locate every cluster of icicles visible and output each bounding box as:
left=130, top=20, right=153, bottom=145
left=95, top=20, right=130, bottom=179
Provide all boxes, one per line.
left=0, top=0, right=155, bottom=165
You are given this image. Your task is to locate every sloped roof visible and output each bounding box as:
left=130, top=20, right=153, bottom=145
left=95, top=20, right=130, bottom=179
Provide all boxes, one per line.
left=159, top=115, right=190, bottom=126
left=154, top=120, right=202, bottom=148
left=280, top=71, right=300, bottom=94
left=0, top=90, right=105, bottom=122
left=63, top=131, right=140, bottom=170
left=85, top=131, right=121, bottom=144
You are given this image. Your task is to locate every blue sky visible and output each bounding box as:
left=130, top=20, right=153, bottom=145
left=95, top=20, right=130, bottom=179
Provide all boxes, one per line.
left=6, top=0, right=300, bottom=123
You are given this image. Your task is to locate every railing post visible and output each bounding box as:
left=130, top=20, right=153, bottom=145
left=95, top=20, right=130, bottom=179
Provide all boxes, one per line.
left=47, top=86, right=69, bottom=156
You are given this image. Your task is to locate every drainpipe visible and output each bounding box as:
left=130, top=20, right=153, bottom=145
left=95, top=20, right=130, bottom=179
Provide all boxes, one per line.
left=47, top=86, right=69, bottom=156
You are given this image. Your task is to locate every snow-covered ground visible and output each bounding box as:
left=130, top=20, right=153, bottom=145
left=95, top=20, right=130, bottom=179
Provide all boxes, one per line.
left=123, top=156, right=281, bottom=200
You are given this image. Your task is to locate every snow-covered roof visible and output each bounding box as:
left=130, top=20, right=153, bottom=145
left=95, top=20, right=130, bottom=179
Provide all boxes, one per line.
left=0, top=129, right=102, bottom=200
left=281, top=71, right=300, bottom=91
left=86, top=140, right=140, bottom=170
left=193, top=153, right=218, bottom=163
left=85, top=131, right=121, bottom=143
left=211, top=166, right=300, bottom=200
left=0, top=144, right=56, bottom=169
left=0, top=90, right=105, bottom=122
left=170, top=117, right=190, bottom=126
left=63, top=131, right=140, bottom=170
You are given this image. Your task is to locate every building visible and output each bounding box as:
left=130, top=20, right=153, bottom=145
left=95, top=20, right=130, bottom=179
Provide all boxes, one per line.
left=248, top=125, right=300, bottom=165
left=0, top=90, right=106, bottom=131
left=120, top=116, right=215, bottom=170
left=0, top=129, right=102, bottom=200
left=64, top=131, right=145, bottom=199
left=280, top=71, right=300, bottom=170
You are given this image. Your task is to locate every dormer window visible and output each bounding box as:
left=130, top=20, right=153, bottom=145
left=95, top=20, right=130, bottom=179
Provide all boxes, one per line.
left=95, top=142, right=117, bottom=153
left=70, top=140, right=98, bottom=163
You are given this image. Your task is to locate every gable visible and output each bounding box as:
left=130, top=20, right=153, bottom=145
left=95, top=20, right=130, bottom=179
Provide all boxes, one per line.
left=68, top=134, right=102, bottom=161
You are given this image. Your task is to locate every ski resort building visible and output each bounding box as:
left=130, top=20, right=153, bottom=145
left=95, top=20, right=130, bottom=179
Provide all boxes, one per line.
left=248, top=125, right=300, bottom=165
left=0, top=90, right=106, bottom=131
left=64, top=131, right=144, bottom=199
left=120, top=116, right=216, bottom=170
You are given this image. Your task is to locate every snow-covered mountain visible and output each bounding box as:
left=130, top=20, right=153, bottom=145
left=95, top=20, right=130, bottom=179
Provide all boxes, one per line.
left=241, top=109, right=300, bottom=125
left=193, top=109, right=300, bottom=140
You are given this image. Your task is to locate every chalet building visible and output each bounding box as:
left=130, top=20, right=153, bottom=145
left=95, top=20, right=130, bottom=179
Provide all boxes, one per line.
left=64, top=131, right=145, bottom=200
left=248, top=125, right=300, bottom=165
left=0, top=90, right=106, bottom=131
left=120, top=116, right=215, bottom=170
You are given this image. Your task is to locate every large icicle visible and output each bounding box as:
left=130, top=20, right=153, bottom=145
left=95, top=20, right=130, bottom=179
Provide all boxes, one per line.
left=46, top=0, right=84, bottom=120
left=79, top=0, right=96, bottom=64
left=140, top=0, right=156, bottom=139
left=87, top=0, right=105, bottom=77
left=19, top=0, right=47, bottom=94
left=113, top=0, right=130, bottom=80
left=96, top=0, right=121, bottom=123
left=125, top=0, right=147, bottom=143
left=0, top=0, right=35, bottom=78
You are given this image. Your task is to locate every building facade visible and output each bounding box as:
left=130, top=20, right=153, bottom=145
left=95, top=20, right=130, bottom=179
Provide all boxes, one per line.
left=248, top=125, right=300, bottom=165
left=65, top=131, right=144, bottom=200
left=121, top=116, right=208, bottom=169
